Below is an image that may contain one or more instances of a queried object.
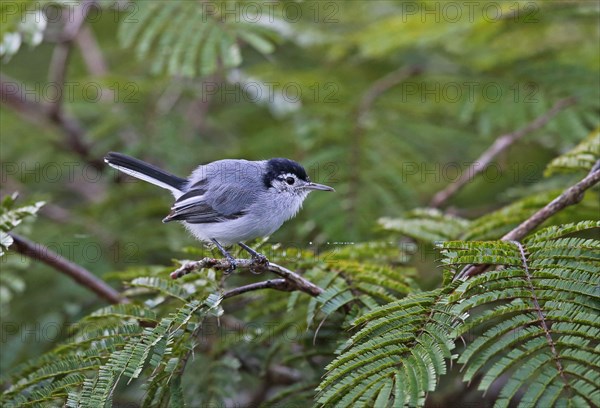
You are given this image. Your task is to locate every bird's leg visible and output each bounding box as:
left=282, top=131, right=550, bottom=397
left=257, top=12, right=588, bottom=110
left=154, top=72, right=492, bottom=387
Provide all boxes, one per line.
left=238, top=242, right=269, bottom=272
left=210, top=238, right=236, bottom=273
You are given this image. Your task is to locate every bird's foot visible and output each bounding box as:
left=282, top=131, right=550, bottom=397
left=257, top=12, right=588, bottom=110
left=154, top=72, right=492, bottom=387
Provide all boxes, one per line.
left=224, top=256, right=237, bottom=274
left=237, top=242, right=269, bottom=273
left=249, top=253, right=269, bottom=274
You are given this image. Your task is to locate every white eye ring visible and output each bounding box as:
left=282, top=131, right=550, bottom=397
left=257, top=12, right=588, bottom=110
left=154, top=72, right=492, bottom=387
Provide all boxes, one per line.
left=285, top=176, right=295, bottom=185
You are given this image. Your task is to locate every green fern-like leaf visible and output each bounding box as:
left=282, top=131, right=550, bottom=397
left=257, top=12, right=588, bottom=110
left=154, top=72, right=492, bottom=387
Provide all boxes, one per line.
left=0, top=192, right=44, bottom=255
left=441, top=221, right=600, bottom=408
left=77, top=295, right=221, bottom=407
left=85, top=303, right=159, bottom=323
left=128, top=276, right=195, bottom=301
left=2, top=355, right=102, bottom=407
left=307, top=259, right=417, bottom=329
left=545, top=129, right=600, bottom=176
left=379, top=208, right=470, bottom=242
left=317, top=287, right=459, bottom=407
left=331, top=260, right=415, bottom=300
left=3, top=294, right=222, bottom=407
left=186, top=355, right=242, bottom=407
left=7, top=373, right=86, bottom=407
left=117, top=1, right=279, bottom=77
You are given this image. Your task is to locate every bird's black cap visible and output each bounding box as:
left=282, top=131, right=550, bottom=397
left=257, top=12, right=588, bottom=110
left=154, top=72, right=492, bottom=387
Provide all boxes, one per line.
left=263, top=158, right=309, bottom=187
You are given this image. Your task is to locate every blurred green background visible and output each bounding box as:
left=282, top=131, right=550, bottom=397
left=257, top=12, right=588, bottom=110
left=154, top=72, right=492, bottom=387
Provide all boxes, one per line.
left=1, top=0, right=598, bottom=402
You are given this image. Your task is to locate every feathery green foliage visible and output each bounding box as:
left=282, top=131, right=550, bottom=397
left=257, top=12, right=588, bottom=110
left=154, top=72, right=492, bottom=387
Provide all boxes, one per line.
left=184, top=355, right=241, bottom=407
left=0, top=193, right=44, bottom=256
left=118, top=1, right=279, bottom=77
left=2, top=220, right=598, bottom=406
left=317, top=286, right=460, bottom=407
left=441, top=221, right=600, bottom=408
left=379, top=208, right=470, bottom=242
left=0, top=294, right=222, bottom=408
left=76, top=294, right=222, bottom=407
left=545, top=129, right=600, bottom=176
left=316, top=219, right=598, bottom=407
left=1, top=0, right=599, bottom=406
left=0, top=0, right=45, bottom=61
left=0, top=193, right=44, bottom=312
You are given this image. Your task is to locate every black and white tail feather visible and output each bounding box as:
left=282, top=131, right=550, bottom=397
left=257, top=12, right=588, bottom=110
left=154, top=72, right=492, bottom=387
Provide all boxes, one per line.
left=104, top=152, right=187, bottom=195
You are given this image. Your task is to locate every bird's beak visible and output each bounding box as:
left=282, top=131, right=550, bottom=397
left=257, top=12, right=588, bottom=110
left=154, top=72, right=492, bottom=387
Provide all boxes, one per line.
left=304, top=182, right=335, bottom=192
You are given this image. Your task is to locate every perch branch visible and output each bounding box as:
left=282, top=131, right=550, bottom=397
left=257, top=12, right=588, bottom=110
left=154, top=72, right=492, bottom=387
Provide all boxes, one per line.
left=9, top=233, right=126, bottom=304
left=430, top=97, right=578, bottom=207
left=171, top=258, right=323, bottom=298
left=455, top=161, right=600, bottom=280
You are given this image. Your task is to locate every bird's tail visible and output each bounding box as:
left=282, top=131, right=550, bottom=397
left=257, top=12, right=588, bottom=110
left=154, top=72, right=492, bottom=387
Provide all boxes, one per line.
left=104, top=152, right=187, bottom=194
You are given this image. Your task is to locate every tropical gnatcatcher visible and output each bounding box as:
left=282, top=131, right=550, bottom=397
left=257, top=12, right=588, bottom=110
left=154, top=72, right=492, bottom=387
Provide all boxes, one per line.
left=104, top=152, right=334, bottom=272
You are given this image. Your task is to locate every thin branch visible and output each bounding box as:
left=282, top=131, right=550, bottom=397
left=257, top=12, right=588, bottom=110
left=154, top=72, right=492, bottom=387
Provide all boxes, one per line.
left=455, top=162, right=600, bottom=280
left=0, top=74, right=45, bottom=116
left=357, top=66, right=424, bottom=122
left=9, top=233, right=126, bottom=304
left=176, top=320, right=204, bottom=377
left=346, top=65, right=423, bottom=233
left=430, top=97, right=578, bottom=208
left=45, top=0, right=104, bottom=169
left=501, top=164, right=600, bottom=241
left=0, top=74, right=104, bottom=170
left=171, top=258, right=323, bottom=298
left=75, top=25, right=109, bottom=77
left=237, top=354, right=303, bottom=386
left=223, top=279, right=293, bottom=298
left=47, top=0, right=95, bottom=118
left=243, top=356, right=303, bottom=406
left=0, top=0, right=104, bottom=170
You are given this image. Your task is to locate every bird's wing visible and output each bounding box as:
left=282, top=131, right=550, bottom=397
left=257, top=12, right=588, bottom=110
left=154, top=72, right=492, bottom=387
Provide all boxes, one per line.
left=163, top=163, right=262, bottom=224
left=163, top=197, right=246, bottom=223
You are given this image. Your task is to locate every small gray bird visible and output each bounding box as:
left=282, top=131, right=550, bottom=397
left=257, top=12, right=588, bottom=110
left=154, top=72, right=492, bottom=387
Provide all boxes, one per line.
left=104, top=152, right=334, bottom=271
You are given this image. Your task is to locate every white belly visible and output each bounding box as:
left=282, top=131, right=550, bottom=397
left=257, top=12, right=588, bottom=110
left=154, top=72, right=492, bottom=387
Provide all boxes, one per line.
left=182, top=215, right=284, bottom=245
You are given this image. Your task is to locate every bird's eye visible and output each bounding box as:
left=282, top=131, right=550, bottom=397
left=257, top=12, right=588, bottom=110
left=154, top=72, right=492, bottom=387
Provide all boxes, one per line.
left=285, top=176, right=295, bottom=185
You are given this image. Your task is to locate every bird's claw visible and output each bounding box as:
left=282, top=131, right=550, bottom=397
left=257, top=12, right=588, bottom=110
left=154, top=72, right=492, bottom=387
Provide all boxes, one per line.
left=249, top=254, right=269, bottom=274
left=255, top=254, right=269, bottom=266
left=224, top=258, right=237, bottom=274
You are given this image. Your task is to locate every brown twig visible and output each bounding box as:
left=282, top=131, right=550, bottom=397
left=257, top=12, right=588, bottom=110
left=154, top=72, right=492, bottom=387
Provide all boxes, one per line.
left=500, top=166, right=599, bottom=241
left=171, top=258, right=323, bottom=298
left=75, top=25, right=109, bottom=77
left=9, top=233, right=126, bottom=304
left=454, top=161, right=600, bottom=280
left=243, top=356, right=303, bottom=406
left=223, top=279, right=293, bottom=298
left=0, top=74, right=45, bottom=116
left=0, top=74, right=104, bottom=170
left=45, top=0, right=104, bottom=169
left=47, top=0, right=95, bottom=117
left=346, top=65, right=423, bottom=233
left=0, top=0, right=104, bottom=170
left=430, top=97, right=578, bottom=208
